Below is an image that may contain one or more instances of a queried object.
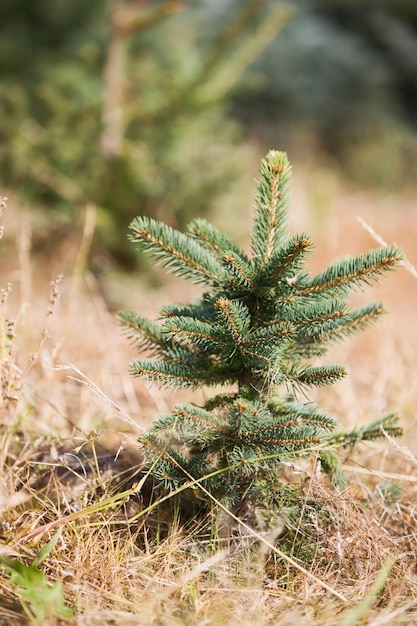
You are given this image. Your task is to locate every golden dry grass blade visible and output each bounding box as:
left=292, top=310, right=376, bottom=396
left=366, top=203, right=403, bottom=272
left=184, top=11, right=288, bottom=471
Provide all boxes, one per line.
left=357, top=215, right=417, bottom=279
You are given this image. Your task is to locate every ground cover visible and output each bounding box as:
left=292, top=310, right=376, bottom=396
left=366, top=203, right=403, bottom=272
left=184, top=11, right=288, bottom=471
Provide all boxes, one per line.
left=1, top=168, right=416, bottom=625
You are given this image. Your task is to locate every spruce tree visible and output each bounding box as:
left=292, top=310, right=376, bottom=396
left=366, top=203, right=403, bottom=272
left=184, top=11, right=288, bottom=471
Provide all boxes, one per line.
left=119, top=150, right=403, bottom=513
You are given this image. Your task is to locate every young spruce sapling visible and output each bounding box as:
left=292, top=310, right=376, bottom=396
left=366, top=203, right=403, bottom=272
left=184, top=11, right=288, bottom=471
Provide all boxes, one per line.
left=119, top=150, right=403, bottom=515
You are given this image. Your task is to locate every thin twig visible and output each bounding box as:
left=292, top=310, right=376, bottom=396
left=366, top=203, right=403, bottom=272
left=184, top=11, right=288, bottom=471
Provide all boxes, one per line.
left=357, top=216, right=417, bottom=279
left=53, top=363, right=143, bottom=432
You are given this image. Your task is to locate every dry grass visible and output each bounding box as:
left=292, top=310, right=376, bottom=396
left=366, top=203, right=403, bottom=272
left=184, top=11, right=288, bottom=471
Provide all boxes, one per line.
left=1, top=170, right=417, bottom=625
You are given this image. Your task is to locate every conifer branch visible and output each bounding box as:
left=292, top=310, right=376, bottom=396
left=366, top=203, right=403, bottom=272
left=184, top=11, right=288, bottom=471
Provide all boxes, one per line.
left=251, top=151, right=291, bottom=263
left=334, top=413, right=402, bottom=445
left=297, top=302, right=386, bottom=348
left=173, top=405, right=227, bottom=430
left=221, top=253, right=255, bottom=290
left=203, top=392, right=240, bottom=411
left=240, top=345, right=275, bottom=368
left=258, top=233, right=313, bottom=285
left=246, top=433, right=323, bottom=449
left=162, top=317, right=220, bottom=349
left=214, top=298, right=251, bottom=345
left=244, top=322, right=296, bottom=344
left=265, top=299, right=348, bottom=331
left=130, top=357, right=234, bottom=388
left=333, top=302, right=386, bottom=336
left=189, top=218, right=250, bottom=263
left=299, top=246, right=403, bottom=297
left=148, top=405, right=227, bottom=445
left=291, top=300, right=348, bottom=325
left=139, top=434, right=191, bottom=489
left=117, top=309, right=167, bottom=353
left=159, top=300, right=215, bottom=321
left=129, top=216, right=228, bottom=286
left=290, top=364, right=347, bottom=387
left=267, top=400, right=336, bottom=429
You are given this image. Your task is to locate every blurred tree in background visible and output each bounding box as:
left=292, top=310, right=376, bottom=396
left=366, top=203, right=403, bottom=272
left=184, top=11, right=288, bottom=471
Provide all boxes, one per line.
left=1, top=0, right=416, bottom=267
left=0, top=0, right=290, bottom=267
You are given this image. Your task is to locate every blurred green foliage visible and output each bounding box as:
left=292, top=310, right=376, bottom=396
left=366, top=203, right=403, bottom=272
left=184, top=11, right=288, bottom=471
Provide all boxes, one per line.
left=1, top=0, right=286, bottom=267
left=211, top=0, right=417, bottom=184
left=1, top=1, right=416, bottom=268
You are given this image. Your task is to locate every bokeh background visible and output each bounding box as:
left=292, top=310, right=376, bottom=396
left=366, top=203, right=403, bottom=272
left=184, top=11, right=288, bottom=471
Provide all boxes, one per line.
left=1, top=0, right=416, bottom=269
